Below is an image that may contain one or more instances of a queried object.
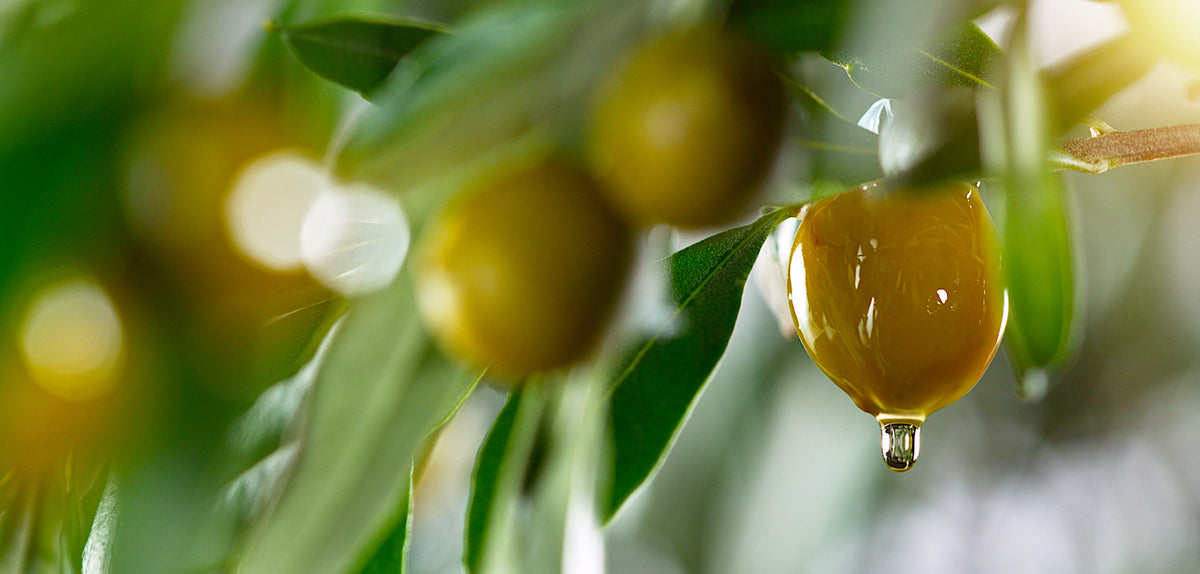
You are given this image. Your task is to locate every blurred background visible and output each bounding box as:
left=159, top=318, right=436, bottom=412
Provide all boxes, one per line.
left=2, top=0, right=1199, bottom=572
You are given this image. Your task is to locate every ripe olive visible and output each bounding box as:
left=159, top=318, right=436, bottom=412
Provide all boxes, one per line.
left=586, top=28, right=786, bottom=228
left=416, top=161, right=632, bottom=381
left=788, top=181, right=1005, bottom=447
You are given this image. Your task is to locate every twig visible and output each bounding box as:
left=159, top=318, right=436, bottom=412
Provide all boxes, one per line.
left=1054, top=124, right=1200, bottom=174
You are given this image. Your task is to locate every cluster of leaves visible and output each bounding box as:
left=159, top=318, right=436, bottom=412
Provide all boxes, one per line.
left=250, top=1, right=1116, bottom=572
left=2, top=0, right=1182, bottom=571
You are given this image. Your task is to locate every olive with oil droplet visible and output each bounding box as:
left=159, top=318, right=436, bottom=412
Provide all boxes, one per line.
left=787, top=180, right=1006, bottom=471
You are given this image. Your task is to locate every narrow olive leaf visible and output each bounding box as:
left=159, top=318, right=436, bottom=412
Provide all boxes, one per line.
left=1043, top=34, right=1157, bottom=135
left=0, top=461, right=108, bottom=573
left=352, top=467, right=413, bottom=574
left=822, top=22, right=1003, bottom=99
left=181, top=320, right=341, bottom=574
left=980, top=13, right=1078, bottom=400
left=604, top=207, right=795, bottom=521
left=352, top=371, right=482, bottom=574
left=1002, top=173, right=1076, bottom=400
left=464, top=392, right=520, bottom=574
left=879, top=85, right=982, bottom=189
left=235, top=274, right=480, bottom=574
left=0, top=482, right=31, bottom=572
left=782, top=75, right=882, bottom=189
left=63, top=459, right=109, bottom=572
left=463, top=388, right=548, bottom=574
left=336, top=1, right=640, bottom=190
left=334, top=3, right=578, bottom=185
left=727, top=0, right=852, bottom=53
left=276, top=16, right=447, bottom=98
left=81, top=473, right=119, bottom=574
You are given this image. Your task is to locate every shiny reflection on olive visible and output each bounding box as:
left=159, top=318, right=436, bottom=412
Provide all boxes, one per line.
left=788, top=180, right=1006, bottom=469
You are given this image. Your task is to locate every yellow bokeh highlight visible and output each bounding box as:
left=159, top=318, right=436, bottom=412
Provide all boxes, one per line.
left=19, top=279, right=124, bottom=401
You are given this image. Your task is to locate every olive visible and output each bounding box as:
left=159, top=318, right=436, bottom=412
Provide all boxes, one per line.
left=788, top=181, right=1006, bottom=470
left=586, top=28, right=786, bottom=228
left=416, top=161, right=633, bottom=381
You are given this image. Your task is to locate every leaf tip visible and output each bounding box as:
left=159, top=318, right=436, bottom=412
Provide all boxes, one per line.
left=1014, top=367, right=1051, bottom=402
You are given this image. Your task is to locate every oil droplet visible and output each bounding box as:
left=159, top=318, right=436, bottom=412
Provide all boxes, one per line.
left=880, top=421, right=920, bottom=472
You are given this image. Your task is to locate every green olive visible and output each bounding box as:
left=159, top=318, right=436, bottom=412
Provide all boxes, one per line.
left=416, top=161, right=633, bottom=381
left=586, top=28, right=786, bottom=228
left=789, top=180, right=1006, bottom=422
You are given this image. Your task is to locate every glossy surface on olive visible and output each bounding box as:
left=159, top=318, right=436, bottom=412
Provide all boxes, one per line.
left=416, top=162, right=632, bottom=381
left=788, top=181, right=1006, bottom=423
left=587, top=28, right=786, bottom=229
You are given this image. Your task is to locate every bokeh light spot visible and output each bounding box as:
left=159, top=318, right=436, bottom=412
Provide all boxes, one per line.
left=226, top=150, right=326, bottom=272
left=19, top=279, right=124, bottom=401
left=300, top=181, right=410, bottom=297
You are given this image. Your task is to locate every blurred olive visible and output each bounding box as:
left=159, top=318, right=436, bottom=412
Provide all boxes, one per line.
left=415, top=161, right=632, bottom=381
left=118, top=99, right=332, bottom=401
left=586, top=27, right=786, bottom=228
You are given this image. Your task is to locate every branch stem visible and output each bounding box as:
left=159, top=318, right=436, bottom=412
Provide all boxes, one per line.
left=1055, top=124, right=1200, bottom=174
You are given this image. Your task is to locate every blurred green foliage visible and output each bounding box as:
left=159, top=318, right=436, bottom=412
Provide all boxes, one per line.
left=2, top=0, right=1199, bottom=572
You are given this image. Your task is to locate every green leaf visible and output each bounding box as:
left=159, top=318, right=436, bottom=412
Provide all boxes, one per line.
left=234, top=273, right=480, bottom=574
left=276, top=16, right=448, bottom=98
left=353, top=371, right=481, bottom=574
left=780, top=61, right=882, bottom=189
left=603, top=207, right=795, bottom=521
left=879, top=85, right=982, bottom=189
left=466, top=374, right=607, bottom=574
left=980, top=11, right=1078, bottom=400
left=0, top=462, right=108, bottom=573
left=335, top=1, right=639, bottom=191
left=464, top=392, right=519, bottom=574
left=81, top=473, right=119, bottom=574
left=1043, top=34, right=1157, bottom=134
left=727, top=0, right=852, bottom=53
left=352, top=467, right=413, bottom=574
left=1002, top=172, right=1077, bottom=399
left=463, top=388, right=547, bottom=574
left=823, top=22, right=1003, bottom=99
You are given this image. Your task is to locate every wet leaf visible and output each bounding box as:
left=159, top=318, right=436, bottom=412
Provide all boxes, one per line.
left=782, top=73, right=882, bottom=192
left=879, top=85, right=982, bottom=189
left=823, top=22, right=1003, bottom=99
left=276, top=16, right=448, bottom=98
left=603, top=207, right=795, bottom=521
